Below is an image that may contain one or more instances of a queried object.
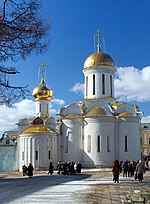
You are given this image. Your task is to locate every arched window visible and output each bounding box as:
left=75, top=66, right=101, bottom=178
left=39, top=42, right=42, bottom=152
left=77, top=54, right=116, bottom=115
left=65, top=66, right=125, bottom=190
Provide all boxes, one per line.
left=47, top=104, right=49, bottom=113
left=125, top=135, right=128, bottom=152
left=87, top=135, right=91, bottom=152
left=48, top=150, right=50, bottom=159
left=22, top=152, right=24, bottom=160
left=97, top=135, right=101, bottom=152
left=65, top=132, right=70, bottom=153
left=93, top=74, right=95, bottom=95
left=86, top=76, right=88, bottom=96
left=102, top=74, right=105, bottom=95
left=107, top=135, right=110, bottom=152
left=35, top=151, right=38, bottom=160
left=144, top=134, right=147, bottom=144
left=110, top=75, right=112, bottom=96
left=39, top=103, right=41, bottom=112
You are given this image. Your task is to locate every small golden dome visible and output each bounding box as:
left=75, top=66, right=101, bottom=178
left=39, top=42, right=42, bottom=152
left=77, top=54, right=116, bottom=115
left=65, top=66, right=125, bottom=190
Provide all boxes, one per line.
left=134, top=105, right=139, bottom=111
left=32, top=78, right=53, bottom=101
left=118, top=112, right=133, bottom=117
left=21, top=124, right=55, bottom=135
left=84, top=50, right=114, bottom=69
left=64, top=114, right=80, bottom=119
left=86, top=106, right=107, bottom=117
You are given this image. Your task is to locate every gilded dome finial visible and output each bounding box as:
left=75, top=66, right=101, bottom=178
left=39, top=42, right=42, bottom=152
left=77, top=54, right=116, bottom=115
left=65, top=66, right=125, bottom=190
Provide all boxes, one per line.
left=38, top=62, right=48, bottom=83
left=32, top=62, right=53, bottom=101
left=94, top=29, right=104, bottom=52
left=84, top=30, right=115, bottom=69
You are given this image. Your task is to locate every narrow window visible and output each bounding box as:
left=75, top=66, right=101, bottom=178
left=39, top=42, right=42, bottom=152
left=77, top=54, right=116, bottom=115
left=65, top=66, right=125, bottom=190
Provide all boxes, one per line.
left=97, top=135, right=101, bottom=152
left=107, top=135, right=110, bottom=152
left=86, top=76, right=88, bottom=96
left=93, top=74, right=95, bottom=95
left=47, top=104, right=49, bottom=113
left=48, top=150, right=50, bottom=159
left=39, top=104, right=41, bottom=112
left=102, top=74, right=105, bottom=95
left=22, top=152, right=24, bottom=160
left=65, top=134, right=69, bottom=153
left=35, top=151, right=38, bottom=160
left=125, top=135, right=128, bottom=152
left=144, top=134, right=147, bottom=144
left=87, top=135, right=91, bottom=152
left=110, top=75, right=113, bottom=96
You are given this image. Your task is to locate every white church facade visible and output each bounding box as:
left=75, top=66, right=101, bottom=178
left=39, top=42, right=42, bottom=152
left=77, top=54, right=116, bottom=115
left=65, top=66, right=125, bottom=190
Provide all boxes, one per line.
left=16, top=31, right=142, bottom=171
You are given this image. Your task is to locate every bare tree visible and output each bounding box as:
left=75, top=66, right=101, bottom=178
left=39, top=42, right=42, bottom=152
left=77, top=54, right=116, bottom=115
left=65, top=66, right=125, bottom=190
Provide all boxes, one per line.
left=0, top=0, right=51, bottom=106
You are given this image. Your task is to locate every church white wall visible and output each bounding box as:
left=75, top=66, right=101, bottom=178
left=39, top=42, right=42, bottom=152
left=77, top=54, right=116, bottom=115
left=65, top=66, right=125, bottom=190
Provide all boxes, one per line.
left=35, top=100, right=50, bottom=118
left=18, top=134, right=58, bottom=171
left=118, top=118, right=141, bottom=162
left=83, top=117, right=115, bottom=167
left=61, top=118, right=81, bottom=162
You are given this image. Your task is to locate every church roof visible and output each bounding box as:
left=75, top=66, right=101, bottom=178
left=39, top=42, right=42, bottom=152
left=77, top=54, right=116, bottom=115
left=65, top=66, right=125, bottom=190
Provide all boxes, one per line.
left=20, top=124, right=56, bottom=135
left=86, top=106, right=107, bottom=117
left=118, top=112, right=133, bottom=117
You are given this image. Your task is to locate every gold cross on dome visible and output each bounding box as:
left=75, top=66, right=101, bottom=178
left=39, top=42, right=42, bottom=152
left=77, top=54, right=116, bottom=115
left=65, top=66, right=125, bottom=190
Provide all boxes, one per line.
left=38, top=62, right=48, bottom=81
left=94, top=29, right=104, bottom=51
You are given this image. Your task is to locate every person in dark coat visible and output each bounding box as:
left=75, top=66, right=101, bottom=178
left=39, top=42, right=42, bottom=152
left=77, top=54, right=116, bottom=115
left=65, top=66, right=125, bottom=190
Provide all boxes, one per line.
left=122, top=160, right=129, bottom=177
left=48, top=162, right=54, bottom=175
left=76, top=162, right=82, bottom=173
left=112, top=160, right=122, bottom=183
left=135, top=160, right=145, bottom=182
left=22, top=165, right=28, bottom=176
left=28, top=163, right=34, bottom=178
left=57, top=161, right=62, bottom=174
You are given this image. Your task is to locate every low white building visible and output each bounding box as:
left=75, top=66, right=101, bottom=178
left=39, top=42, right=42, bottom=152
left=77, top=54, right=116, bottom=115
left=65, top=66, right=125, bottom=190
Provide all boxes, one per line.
left=17, top=32, right=142, bottom=171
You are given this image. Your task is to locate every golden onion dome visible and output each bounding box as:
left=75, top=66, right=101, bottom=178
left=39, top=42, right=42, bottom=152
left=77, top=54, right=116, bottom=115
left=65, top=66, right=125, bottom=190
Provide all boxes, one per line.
left=32, top=78, right=53, bottom=101
left=21, top=125, right=55, bottom=135
left=84, top=49, right=114, bottom=69
left=86, top=106, right=107, bottom=117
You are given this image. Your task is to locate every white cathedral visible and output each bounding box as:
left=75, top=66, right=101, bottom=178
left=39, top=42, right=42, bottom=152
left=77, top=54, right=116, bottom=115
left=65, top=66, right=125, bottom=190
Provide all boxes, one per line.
left=17, top=32, right=142, bottom=171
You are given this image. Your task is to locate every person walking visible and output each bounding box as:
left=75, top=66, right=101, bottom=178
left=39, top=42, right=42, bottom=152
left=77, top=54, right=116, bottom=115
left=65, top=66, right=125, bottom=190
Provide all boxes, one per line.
left=27, top=163, right=34, bottom=178
left=48, top=162, right=54, bottom=175
left=135, top=160, right=145, bottom=182
left=22, top=165, right=28, bottom=176
left=112, top=160, right=122, bottom=183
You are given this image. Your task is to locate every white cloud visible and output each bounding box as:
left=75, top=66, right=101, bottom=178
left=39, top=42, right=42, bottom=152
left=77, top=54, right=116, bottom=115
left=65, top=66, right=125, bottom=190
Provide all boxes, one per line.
left=70, top=82, right=84, bottom=94
left=141, top=116, right=150, bottom=123
left=51, top=99, right=65, bottom=105
left=0, top=99, right=35, bottom=134
left=115, top=66, right=150, bottom=102
left=0, top=98, right=64, bottom=136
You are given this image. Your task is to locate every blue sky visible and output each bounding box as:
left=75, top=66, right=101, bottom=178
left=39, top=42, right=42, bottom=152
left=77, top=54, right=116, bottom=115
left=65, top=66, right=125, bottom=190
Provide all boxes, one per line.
left=0, top=0, right=150, bottom=134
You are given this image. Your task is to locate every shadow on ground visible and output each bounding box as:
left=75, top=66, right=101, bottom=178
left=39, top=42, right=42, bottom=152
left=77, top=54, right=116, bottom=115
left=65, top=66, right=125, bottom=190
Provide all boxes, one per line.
left=0, top=173, right=91, bottom=203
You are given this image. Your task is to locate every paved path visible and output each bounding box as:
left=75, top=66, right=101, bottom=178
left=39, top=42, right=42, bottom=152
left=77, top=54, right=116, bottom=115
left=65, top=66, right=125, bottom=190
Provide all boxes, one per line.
left=0, top=169, right=149, bottom=204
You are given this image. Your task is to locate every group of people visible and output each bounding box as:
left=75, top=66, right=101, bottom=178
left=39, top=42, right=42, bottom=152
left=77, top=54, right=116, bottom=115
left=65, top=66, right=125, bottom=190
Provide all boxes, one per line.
left=112, top=159, right=148, bottom=183
left=22, top=163, right=34, bottom=178
left=56, top=161, right=82, bottom=175
left=22, top=161, right=82, bottom=177
left=23, top=159, right=148, bottom=182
